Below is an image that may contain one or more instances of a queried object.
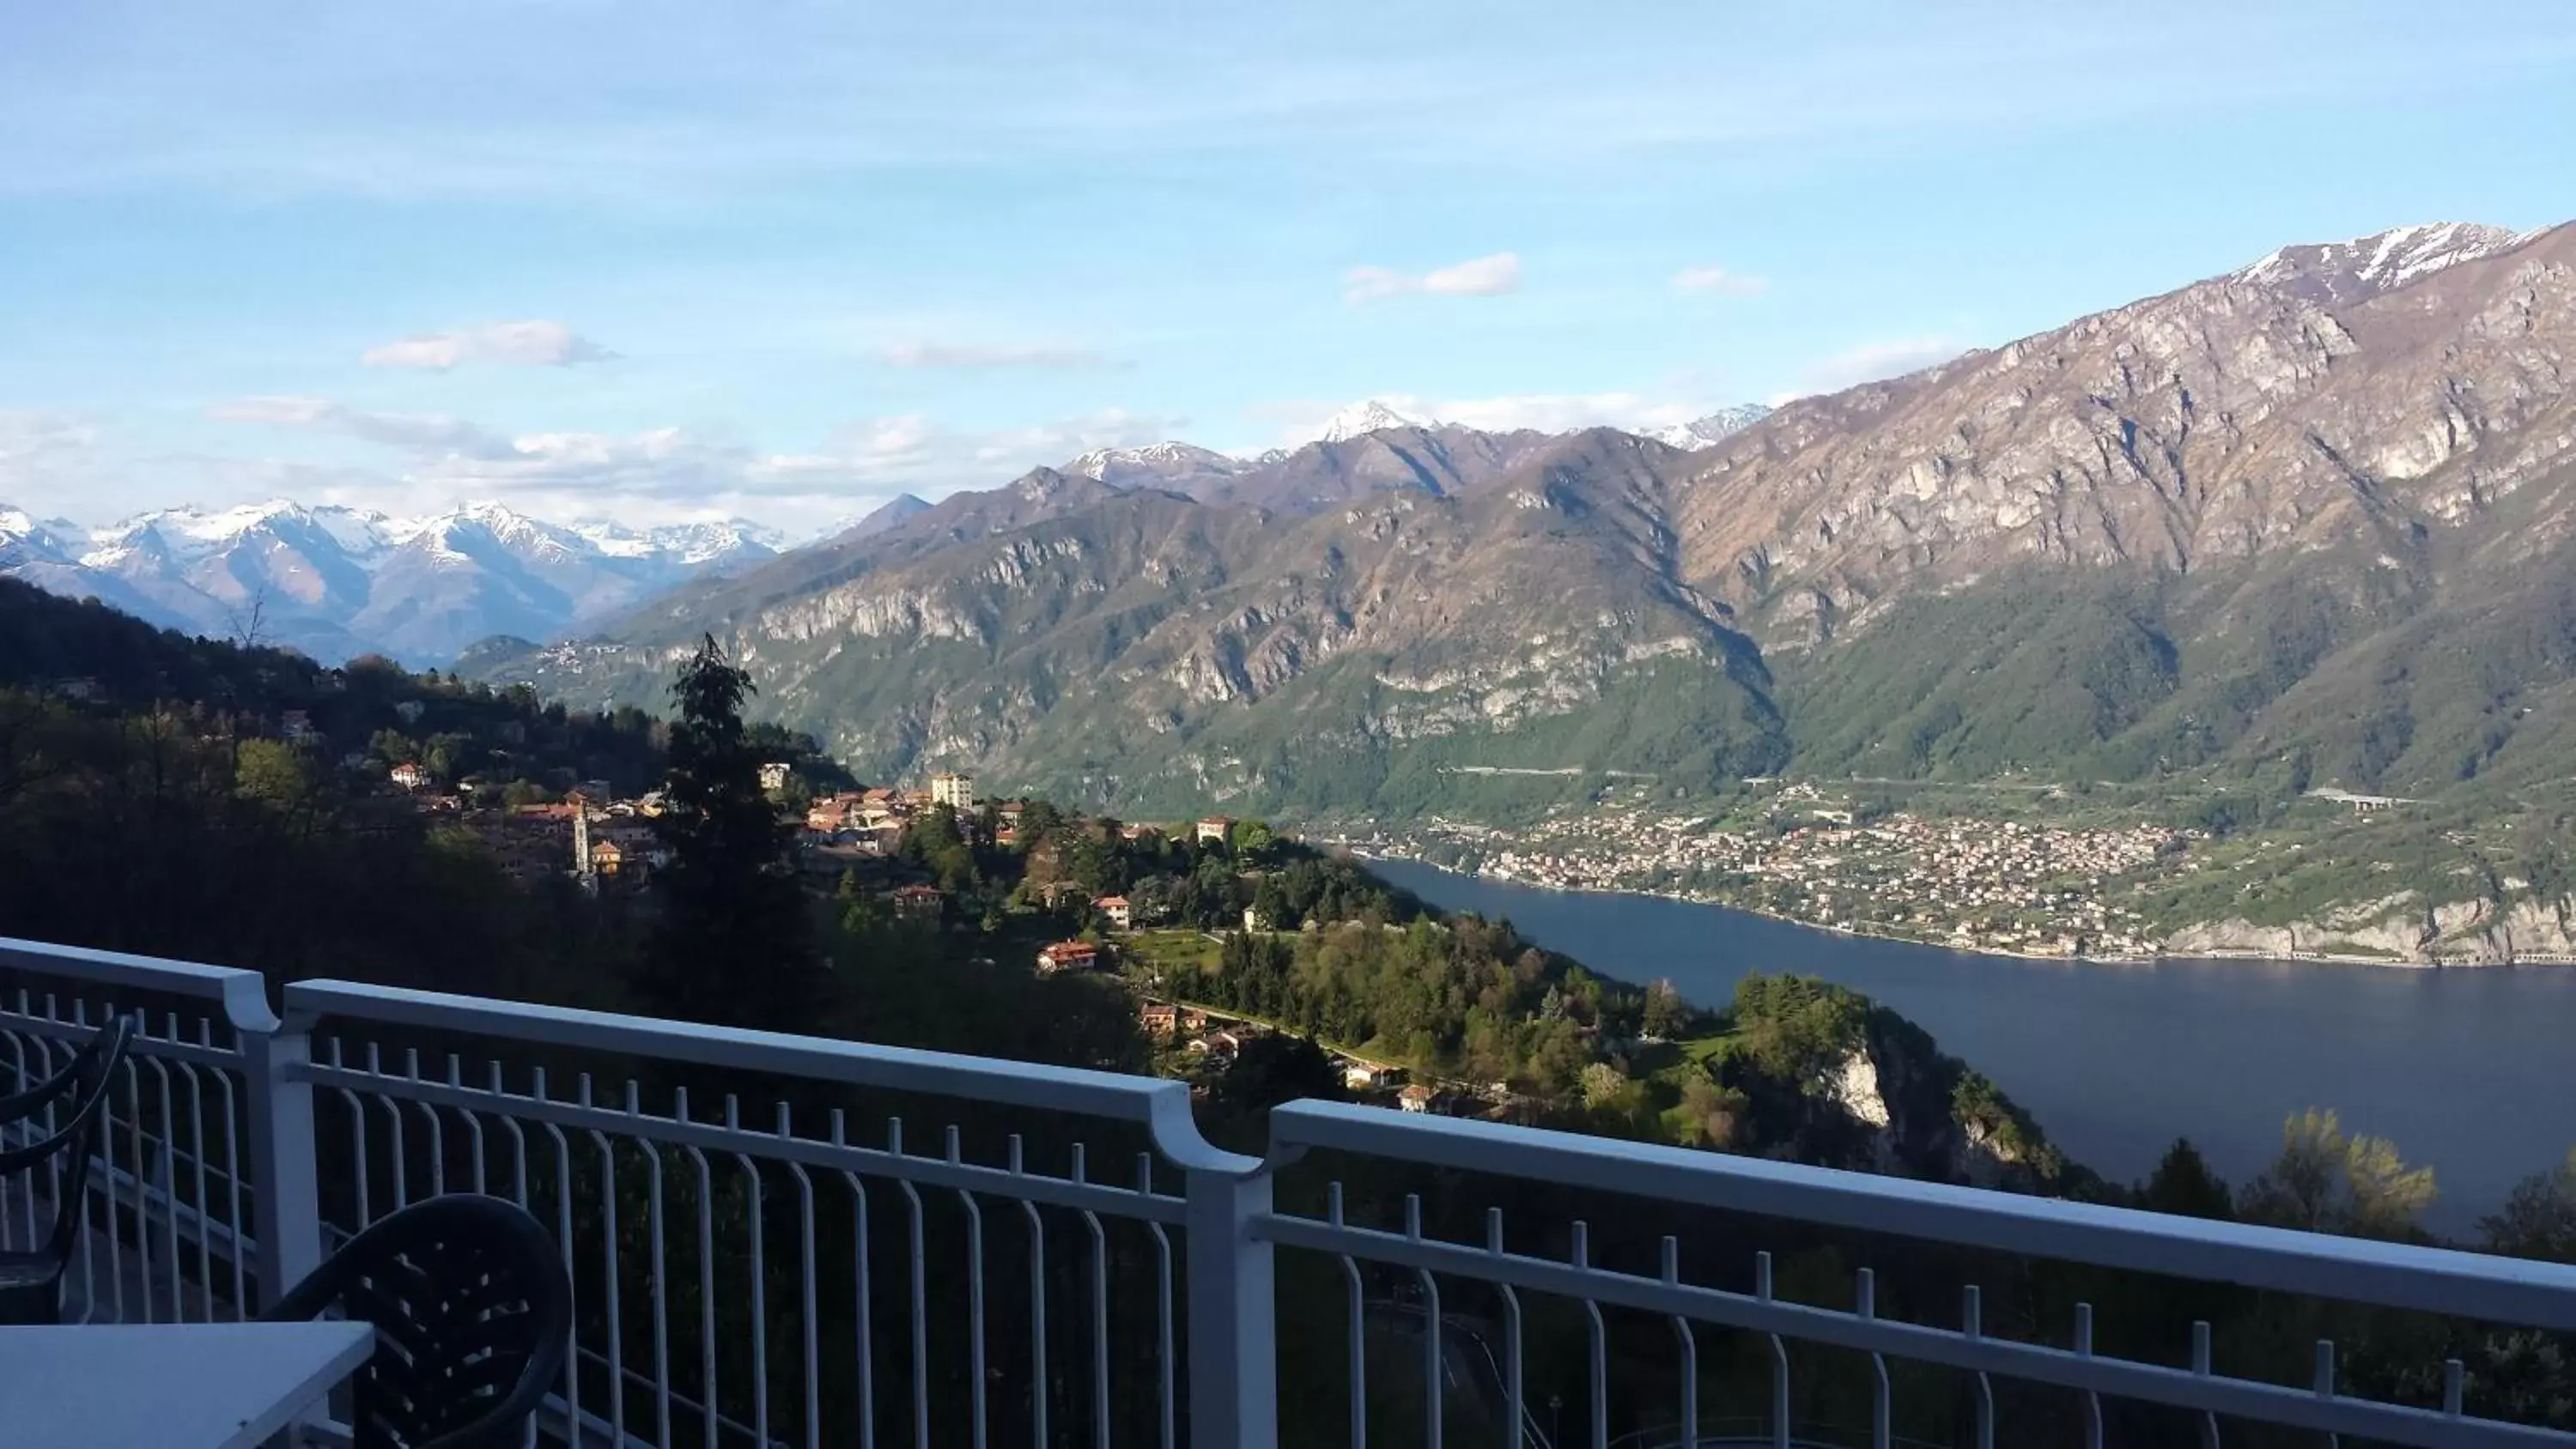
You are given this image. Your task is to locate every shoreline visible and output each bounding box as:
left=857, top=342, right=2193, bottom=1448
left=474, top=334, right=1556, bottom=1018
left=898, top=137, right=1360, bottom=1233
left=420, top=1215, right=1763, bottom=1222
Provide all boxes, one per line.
left=1346, top=848, right=2520, bottom=973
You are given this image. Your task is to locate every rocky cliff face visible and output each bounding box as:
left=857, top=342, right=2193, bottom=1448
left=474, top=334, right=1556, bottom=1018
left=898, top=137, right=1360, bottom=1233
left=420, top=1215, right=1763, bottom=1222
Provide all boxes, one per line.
left=1674, top=224, right=2576, bottom=643
left=2164, top=892, right=2576, bottom=964
left=1737, top=997, right=2069, bottom=1191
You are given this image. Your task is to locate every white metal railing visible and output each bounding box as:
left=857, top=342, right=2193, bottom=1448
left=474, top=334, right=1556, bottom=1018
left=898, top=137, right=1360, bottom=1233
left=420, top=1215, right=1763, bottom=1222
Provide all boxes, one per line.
left=279, top=977, right=1270, bottom=1449
left=1262, top=1100, right=2576, bottom=1449
left=3, top=934, right=2573, bottom=1449
left=0, top=938, right=295, bottom=1325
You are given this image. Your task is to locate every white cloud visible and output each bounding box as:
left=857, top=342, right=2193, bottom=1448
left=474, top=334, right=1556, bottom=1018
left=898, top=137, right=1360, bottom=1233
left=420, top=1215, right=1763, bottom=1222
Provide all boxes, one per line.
left=0, top=409, right=97, bottom=474
left=360, top=320, right=615, bottom=371
left=200, top=393, right=1188, bottom=537
left=1783, top=336, right=1972, bottom=398
left=209, top=396, right=518, bottom=458
left=1343, top=252, right=1523, bottom=305
left=1671, top=266, right=1767, bottom=294
left=0, top=410, right=105, bottom=515
left=877, top=342, right=1123, bottom=371
left=757, top=409, right=1186, bottom=488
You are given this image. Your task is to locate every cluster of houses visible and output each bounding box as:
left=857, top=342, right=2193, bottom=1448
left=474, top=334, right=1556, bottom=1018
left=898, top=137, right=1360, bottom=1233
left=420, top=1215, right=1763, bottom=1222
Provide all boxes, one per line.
left=416, top=790, right=669, bottom=889
left=1402, top=797, right=2182, bottom=957
left=1133, top=999, right=1473, bottom=1114
left=801, top=772, right=1015, bottom=857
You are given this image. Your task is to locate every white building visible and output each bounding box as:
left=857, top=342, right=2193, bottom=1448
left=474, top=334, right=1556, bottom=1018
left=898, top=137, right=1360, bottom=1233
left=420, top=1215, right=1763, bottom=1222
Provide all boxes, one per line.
left=930, top=772, right=975, bottom=809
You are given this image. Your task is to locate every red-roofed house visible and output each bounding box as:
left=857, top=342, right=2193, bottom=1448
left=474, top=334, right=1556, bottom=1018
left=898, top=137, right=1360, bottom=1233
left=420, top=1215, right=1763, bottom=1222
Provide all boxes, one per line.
left=891, top=884, right=945, bottom=922
left=1036, top=941, right=1102, bottom=975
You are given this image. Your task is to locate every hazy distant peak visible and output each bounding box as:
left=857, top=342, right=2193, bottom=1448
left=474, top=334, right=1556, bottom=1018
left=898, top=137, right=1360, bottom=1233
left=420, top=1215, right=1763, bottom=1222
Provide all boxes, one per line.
left=5, top=494, right=786, bottom=664
left=833, top=494, right=933, bottom=542
left=1643, top=404, right=1773, bottom=450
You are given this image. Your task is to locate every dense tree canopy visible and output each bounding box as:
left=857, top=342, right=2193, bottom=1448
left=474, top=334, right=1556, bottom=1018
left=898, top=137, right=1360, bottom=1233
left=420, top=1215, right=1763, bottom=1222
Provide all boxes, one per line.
left=641, top=637, right=823, bottom=1030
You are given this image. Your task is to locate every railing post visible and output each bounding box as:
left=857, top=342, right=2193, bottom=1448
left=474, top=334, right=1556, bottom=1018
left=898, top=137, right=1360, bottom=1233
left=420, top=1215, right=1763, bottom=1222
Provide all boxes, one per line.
left=1185, top=1165, right=1279, bottom=1449
left=242, top=1006, right=321, bottom=1312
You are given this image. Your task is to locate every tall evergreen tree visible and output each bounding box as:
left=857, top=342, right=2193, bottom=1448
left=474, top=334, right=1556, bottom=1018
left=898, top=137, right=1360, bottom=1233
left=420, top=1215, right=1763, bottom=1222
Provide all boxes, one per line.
left=642, top=637, right=822, bottom=1029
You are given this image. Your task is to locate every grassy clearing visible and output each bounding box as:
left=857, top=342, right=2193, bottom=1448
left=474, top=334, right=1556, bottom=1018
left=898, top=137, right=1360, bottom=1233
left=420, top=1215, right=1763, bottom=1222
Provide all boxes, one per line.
left=1119, top=927, right=1223, bottom=978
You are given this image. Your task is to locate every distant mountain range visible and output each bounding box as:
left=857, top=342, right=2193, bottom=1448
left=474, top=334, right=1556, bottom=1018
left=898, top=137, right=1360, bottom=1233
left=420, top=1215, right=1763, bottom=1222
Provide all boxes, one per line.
left=448, top=219, right=2576, bottom=821
left=0, top=500, right=782, bottom=664
left=3, top=397, right=1775, bottom=667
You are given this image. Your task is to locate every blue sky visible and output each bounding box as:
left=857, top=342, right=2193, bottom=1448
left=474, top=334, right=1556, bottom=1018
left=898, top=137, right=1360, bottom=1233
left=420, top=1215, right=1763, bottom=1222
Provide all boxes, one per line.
left=3, top=0, right=2572, bottom=536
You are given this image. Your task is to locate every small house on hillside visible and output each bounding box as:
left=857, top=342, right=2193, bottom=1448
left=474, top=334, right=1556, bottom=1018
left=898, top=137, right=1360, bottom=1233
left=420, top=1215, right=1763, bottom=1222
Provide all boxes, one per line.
left=1139, top=1002, right=1178, bottom=1038
left=389, top=761, right=428, bottom=791
left=1344, top=1064, right=1396, bottom=1092
left=1036, top=941, right=1102, bottom=975
left=1397, top=1084, right=1435, bottom=1113
left=1095, top=895, right=1132, bottom=930
left=891, top=883, right=945, bottom=922
left=1197, top=816, right=1234, bottom=844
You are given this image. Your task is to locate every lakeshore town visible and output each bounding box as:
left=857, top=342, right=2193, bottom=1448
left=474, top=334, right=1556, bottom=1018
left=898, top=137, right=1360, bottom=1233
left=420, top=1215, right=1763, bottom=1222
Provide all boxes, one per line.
left=1341, top=784, right=2194, bottom=960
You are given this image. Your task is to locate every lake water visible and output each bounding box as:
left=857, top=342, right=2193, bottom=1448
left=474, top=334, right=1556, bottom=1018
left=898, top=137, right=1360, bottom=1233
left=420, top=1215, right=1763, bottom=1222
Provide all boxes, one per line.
left=1365, top=857, right=2576, bottom=1231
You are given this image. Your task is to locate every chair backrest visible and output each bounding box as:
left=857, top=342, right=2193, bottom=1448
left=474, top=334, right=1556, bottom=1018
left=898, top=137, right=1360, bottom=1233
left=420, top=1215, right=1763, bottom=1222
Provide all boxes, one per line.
left=262, top=1194, right=571, bottom=1449
left=0, top=1014, right=135, bottom=1273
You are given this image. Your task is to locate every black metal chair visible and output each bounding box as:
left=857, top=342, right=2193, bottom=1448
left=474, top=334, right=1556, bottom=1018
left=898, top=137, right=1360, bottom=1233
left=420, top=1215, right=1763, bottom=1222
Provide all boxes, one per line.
left=0, top=1013, right=135, bottom=1325
left=261, top=1194, right=572, bottom=1449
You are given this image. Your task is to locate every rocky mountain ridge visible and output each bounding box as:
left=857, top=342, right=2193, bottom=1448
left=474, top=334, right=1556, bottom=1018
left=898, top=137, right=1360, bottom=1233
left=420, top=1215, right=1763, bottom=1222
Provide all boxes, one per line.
left=32, top=219, right=2576, bottom=836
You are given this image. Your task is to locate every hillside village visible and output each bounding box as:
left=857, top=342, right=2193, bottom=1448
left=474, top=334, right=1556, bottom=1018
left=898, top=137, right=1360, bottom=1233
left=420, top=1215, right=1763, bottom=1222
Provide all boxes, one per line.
left=382, top=757, right=1480, bottom=1112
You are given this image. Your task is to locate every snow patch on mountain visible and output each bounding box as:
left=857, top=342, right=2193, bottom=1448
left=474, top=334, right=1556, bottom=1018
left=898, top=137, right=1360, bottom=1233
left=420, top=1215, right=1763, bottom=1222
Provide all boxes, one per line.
left=1318, top=399, right=1431, bottom=443
left=1066, top=440, right=1256, bottom=488
left=0, top=507, right=76, bottom=565
left=1644, top=404, right=1773, bottom=450
left=2233, top=222, right=2529, bottom=306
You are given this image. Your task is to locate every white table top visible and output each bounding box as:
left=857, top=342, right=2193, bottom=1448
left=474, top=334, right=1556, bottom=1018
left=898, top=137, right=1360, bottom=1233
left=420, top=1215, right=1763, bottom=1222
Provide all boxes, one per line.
left=0, top=1321, right=375, bottom=1449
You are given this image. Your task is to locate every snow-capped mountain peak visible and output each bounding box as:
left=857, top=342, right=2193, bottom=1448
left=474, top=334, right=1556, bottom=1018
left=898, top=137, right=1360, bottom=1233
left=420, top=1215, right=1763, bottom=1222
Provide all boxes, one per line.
left=7, top=496, right=788, bottom=664
left=75, top=500, right=397, bottom=570
left=638, top=518, right=787, bottom=566
left=0, top=506, right=76, bottom=565
left=2233, top=221, right=2530, bottom=306
left=1317, top=399, right=1431, bottom=444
